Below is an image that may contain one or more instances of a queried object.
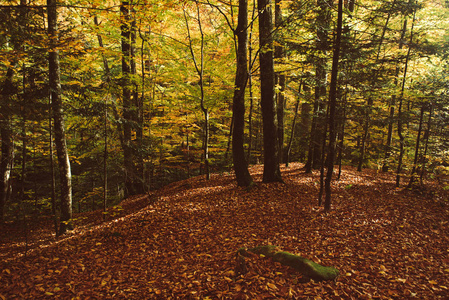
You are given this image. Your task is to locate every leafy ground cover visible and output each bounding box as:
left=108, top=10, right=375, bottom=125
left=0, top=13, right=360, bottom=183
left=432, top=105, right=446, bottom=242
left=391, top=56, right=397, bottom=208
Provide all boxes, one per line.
left=1, top=163, right=448, bottom=299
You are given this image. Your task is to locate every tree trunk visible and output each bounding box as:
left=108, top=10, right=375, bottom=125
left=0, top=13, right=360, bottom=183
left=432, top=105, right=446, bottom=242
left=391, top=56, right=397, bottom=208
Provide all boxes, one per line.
left=121, top=0, right=137, bottom=197
left=48, top=0, right=73, bottom=234
left=0, top=68, right=15, bottom=223
left=324, top=0, right=343, bottom=212
left=396, top=6, right=416, bottom=187
left=357, top=2, right=393, bottom=172
left=419, top=103, right=432, bottom=185
left=305, top=0, right=331, bottom=173
left=185, top=1, right=210, bottom=180
left=285, top=82, right=302, bottom=167
left=408, top=103, right=425, bottom=188
left=258, top=0, right=282, bottom=183
left=232, top=0, right=253, bottom=187
left=275, top=0, right=285, bottom=165
left=238, top=245, right=339, bottom=281
left=247, top=1, right=256, bottom=162
left=48, top=97, right=59, bottom=236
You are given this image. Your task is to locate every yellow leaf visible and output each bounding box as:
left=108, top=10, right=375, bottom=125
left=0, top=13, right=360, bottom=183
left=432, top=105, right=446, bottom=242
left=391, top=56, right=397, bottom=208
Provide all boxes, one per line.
left=101, top=280, right=107, bottom=286
left=224, top=277, right=233, bottom=283
left=267, top=282, right=277, bottom=290
left=429, top=280, right=438, bottom=285
left=0, top=294, right=6, bottom=300
left=54, top=287, right=61, bottom=292
left=396, top=278, right=407, bottom=283
left=96, top=242, right=102, bottom=246
left=45, top=292, right=54, bottom=296
left=4, top=269, right=10, bottom=274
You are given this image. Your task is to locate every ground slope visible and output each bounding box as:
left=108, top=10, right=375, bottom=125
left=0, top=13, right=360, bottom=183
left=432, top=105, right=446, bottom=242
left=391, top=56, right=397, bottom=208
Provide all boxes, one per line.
left=1, top=163, right=448, bottom=299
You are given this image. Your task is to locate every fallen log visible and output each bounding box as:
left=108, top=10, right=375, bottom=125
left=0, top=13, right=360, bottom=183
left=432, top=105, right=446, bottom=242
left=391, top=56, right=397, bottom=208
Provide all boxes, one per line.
left=237, top=245, right=339, bottom=281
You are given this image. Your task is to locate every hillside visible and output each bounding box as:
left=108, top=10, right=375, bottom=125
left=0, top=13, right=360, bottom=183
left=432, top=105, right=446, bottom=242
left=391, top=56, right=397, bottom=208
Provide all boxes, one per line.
left=1, top=163, right=448, bottom=299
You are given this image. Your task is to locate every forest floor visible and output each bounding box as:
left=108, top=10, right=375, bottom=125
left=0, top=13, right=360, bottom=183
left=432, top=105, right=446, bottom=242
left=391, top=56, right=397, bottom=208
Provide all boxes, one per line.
left=0, top=163, right=448, bottom=299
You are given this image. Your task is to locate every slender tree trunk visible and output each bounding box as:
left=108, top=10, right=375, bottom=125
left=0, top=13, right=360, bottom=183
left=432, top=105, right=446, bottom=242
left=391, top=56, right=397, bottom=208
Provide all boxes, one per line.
left=185, top=2, right=210, bottom=180
left=408, top=103, right=425, bottom=188
left=232, top=0, right=253, bottom=187
left=0, top=68, right=15, bottom=223
left=305, top=0, right=330, bottom=173
left=275, top=0, right=285, bottom=165
left=285, top=82, right=302, bottom=167
left=247, top=0, right=256, bottom=162
left=324, top=0, right=343, bottom=212
left=396, top=7, right=416, bottom=187
left=258, top=0, right=282, bottom=183
left=318, top=105, right=329, bottom=206
left=357, top=2, right=393, bottom=172
left=49, top=97, right=59, bottom=236
left=420, top=103, right=432, bottom=185
left=337, top=90, right=347, bottom=180
left=130, top=15, right=145, bottom=193
left=48, top=0, right=72, bottom=234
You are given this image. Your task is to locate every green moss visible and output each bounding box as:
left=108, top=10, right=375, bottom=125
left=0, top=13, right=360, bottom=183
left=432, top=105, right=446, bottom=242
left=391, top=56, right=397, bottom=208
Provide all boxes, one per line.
left=243, top=245, right=339, bottom=281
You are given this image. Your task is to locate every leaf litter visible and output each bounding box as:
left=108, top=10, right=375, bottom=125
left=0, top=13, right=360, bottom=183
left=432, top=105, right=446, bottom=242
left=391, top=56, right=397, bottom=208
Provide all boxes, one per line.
left=0, top=163, right=448, bottom=299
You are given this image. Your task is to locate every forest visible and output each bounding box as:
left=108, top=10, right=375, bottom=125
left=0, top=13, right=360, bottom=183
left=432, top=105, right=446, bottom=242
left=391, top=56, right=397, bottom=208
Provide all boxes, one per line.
left=1, top=0, right=449, bottom=298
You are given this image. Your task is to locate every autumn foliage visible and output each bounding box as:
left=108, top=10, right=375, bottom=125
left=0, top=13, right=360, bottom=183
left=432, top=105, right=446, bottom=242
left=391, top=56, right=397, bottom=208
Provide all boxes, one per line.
left=1, top=163, right=448, bottom=299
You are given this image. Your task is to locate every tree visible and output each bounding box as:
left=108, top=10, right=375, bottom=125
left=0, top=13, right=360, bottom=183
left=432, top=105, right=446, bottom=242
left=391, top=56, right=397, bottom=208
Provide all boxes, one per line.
left=232, top=0, right=253, bottom=187
left=48, top=0, right=73, bottom=234
left=305, top=0, right=331, bottom=173
left=0, top=68, right=14, bottom=223
left=258, top=0, right=282, bottom=183
left=324, top=0, right=343, bottom=211
left=185, top=1, right=210, bottom=180
left=275, top=0, right=286, bottom=165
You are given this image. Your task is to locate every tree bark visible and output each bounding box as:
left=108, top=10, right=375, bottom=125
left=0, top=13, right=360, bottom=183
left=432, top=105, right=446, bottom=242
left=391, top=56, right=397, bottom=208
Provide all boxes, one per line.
left=232, top=0, right=253, bottom=187
left=408, top=103, right=425, bottom=188
left=285, top=82, right=302, bottom=167
left=419, top=103, right=432, bottom=185
left=305, top=0, right=331, bottom=173
left=396, top=5, right=416, bottom=187
left=121, top=1, right=139, bottom=197
left=324, top=0, right=343, bottom=212
left=185, top=1, right=210, bottom=180
left=275, top=0, right=285, bottom=165
left=0, top=68, right=15, bottom=223
left=238, top=245, right=339, bottom=281
left=48, top=0, right=73, bottom=234
left=258, top=0, right=282, bottom=183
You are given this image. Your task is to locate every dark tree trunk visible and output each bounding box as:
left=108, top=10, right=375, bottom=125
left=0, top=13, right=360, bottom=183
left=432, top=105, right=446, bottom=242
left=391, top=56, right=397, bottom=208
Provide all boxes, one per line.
left=275, top=0, right=285, bottom=165
left=408, top=103, right=425, bottom=188
left=258, top=0, right=282, bottom=183
left=419, top=104, right=432, bottom=185
left=247, top=1, right=256, bottom=162
left=48, top=97, right=59, bottom=236
left=185, top=1, right=210, bottom=180
left=48, top=0, right=73, bottom=234
left=232, top=0, right=253, bottom=187
left=285, top=82, right=302, bottom=167
left=305, top=0, right=331, bottom=173
left=324, top=0, right=343, bottom=212
left=121, top=1, right=138, bottom=197
left=0, top=68, right=15, bottom=223
left=396, top=7, right=416, bottom=187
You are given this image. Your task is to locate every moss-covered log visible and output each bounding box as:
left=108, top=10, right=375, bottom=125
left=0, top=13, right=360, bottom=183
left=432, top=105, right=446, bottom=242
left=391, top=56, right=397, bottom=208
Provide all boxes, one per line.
left=238, top=245, right=339, bottom=281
